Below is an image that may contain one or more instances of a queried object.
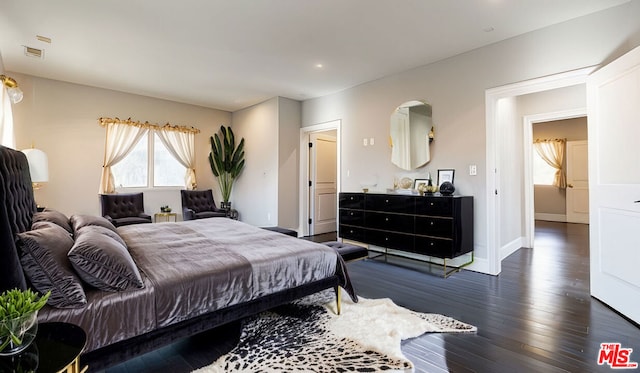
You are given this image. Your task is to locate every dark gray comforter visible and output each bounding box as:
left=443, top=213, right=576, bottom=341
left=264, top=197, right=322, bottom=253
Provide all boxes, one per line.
left=39, top=218, right=353, bottom=352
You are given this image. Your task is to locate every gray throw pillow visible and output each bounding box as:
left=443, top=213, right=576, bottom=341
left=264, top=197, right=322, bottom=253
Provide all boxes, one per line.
left=32, top=209, right=72, bottom=233
left=70, top=214, right=117, bottom=233
left=68, top=231, right=144, bottom=292
left=75, top=224, right=127, bottom=247
left=18, top=224, right=87, bottom=309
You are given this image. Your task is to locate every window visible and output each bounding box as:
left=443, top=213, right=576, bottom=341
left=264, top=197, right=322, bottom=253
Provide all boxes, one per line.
left=112, top=131, right=186, bottom=188
left=532, top=149, right=556, bottom=185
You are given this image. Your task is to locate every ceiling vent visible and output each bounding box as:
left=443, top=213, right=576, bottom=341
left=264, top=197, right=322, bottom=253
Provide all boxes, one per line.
left=23, top=46, right=44, bottom=59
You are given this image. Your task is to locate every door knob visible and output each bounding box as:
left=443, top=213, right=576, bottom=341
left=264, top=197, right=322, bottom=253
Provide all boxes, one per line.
left=567, top=184, right=574, bottom=188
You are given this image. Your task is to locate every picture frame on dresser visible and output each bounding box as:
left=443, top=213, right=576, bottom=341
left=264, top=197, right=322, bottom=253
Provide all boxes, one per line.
left=437, top=169, right=455, bottom=187
left=413, top=178, right=430, bottom=190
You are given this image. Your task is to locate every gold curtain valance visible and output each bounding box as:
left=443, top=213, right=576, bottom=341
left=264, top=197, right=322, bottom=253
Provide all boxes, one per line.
left=98, top=117, right=201, bottom=134
left=534, top=138, right=566, bottom=143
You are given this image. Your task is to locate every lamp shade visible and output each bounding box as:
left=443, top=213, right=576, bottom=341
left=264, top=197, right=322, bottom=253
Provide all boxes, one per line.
left=7, top=87, right=23, bottom=104
left=21, top=148, right=49, bottom=183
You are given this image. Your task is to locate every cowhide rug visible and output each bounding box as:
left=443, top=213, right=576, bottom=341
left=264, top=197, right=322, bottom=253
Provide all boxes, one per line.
left=193, top=290, right=476, bottom=373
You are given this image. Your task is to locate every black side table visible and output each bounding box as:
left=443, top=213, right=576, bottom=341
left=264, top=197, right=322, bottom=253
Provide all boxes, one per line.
left=0, top=322, right=87, bottom=373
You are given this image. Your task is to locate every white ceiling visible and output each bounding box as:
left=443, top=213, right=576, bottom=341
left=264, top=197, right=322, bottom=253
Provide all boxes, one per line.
left=0, top=0, right=629, bottom=112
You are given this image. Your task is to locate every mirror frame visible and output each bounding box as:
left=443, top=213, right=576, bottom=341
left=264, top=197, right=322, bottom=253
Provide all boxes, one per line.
left=390, top=100, right=434, bottom=170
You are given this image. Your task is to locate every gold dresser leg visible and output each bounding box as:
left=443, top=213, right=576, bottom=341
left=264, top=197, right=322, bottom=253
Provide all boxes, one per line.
left=334, top=286, right=342, bottom=315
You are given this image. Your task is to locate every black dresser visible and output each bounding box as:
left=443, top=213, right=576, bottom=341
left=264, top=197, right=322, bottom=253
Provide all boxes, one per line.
left=339, top=192, right=473, bottom=265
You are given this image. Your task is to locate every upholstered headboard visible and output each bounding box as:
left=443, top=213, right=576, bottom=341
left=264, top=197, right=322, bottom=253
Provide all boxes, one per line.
left=0, top=145, right=37, bottom=292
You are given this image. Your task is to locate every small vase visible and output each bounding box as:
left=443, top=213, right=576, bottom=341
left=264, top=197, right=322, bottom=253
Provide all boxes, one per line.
left=0, top=312, right=38, bottom=356
left=220, top=201, right=232, bottom=211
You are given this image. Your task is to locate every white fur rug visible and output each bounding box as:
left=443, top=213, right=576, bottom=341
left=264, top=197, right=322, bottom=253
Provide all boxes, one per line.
left=194, top=290, right=476, bottom=373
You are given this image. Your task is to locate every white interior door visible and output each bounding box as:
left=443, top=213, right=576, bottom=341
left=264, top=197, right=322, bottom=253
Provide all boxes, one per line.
left=566, top=140, right=589, bottom=224
left=309, top=132, right=337, bottom=235
left=587, top=46, right=640, bottom=324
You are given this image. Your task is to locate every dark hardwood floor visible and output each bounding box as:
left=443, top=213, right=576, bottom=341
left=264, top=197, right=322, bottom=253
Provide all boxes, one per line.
left=98, top=222, right=640, bottom=372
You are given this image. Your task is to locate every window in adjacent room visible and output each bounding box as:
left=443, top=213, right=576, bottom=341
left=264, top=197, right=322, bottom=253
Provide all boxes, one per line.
left=112, top=131, right=186, bottom=189
left=532, top=149, right=556, bottom=185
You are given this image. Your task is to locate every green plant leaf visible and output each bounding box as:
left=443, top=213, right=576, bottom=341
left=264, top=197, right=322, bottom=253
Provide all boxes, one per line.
left=208, top=125, right=245, bottom=203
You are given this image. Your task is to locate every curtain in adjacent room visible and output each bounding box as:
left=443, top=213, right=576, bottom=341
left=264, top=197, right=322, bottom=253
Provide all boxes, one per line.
left=156, top=128, right=197, bottom=190
left=0, top=85, right=15, bottom=148
left=99, top=121, right=149, bottom=194
left=534, top=138, right=566, bottom=188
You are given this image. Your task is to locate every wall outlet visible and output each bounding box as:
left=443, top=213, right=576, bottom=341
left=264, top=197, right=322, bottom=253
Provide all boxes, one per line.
left=370, top=137, right=375, bottom=146
left=363, top=138, right=368, bottom=146
left=469, top=165, right=477, bottom=176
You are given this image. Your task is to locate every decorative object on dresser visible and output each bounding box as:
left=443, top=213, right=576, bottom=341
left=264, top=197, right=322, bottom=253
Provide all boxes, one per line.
left=339, top=192, right=473, bottom=277
left=437, top=168, right=455, bottom=187
left=439, top=181, right=455, bottom=196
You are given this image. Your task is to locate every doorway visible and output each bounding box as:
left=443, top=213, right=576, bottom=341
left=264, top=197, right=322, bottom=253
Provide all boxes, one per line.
left=309, top=131, right=337, bottom=235
left=298, top=120, right=341, bottom=237
left=524, top=113, right=589, bottom=248
left=485, top=66, right=595, bottom=275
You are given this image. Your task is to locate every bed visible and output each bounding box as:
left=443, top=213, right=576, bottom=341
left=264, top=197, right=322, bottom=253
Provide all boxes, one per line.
left=0, top=145, right=355, bottom=370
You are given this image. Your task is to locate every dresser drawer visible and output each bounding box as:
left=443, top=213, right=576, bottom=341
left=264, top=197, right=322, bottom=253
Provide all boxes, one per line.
left=414, top=236, right=455, bottom=258
left=365, top=211, right=414, bottom=233
left=416, top=197, right=453, bottom=216
left=366, top=229, right=414, bottom=251
left=339, top=209, right=364, bottom=225
left=415, top=216, right=453, bottom=237
left=339, top=225, right=366, bottom=241
left=365, top=194, right=415, bottom=214
left=339, top=193, right=364, bottom=209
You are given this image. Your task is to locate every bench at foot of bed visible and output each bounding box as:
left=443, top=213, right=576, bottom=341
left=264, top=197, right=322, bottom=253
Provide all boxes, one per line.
left=323, top=241, right=368, bottom=262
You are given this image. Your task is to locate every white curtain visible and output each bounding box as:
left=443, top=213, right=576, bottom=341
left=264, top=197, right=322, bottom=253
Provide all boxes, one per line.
left=156, top=128, right=197, bottom=189
left=534, top=139, right=566, bottom=188
left=99, top=122, right=149, bottom=194
left=0, top=85, right=15, bottom=148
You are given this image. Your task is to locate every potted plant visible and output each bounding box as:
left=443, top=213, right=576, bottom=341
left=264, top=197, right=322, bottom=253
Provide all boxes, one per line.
left=208, top=125, right=245, bottom=210
left=0, top=289, right=50, bottom=355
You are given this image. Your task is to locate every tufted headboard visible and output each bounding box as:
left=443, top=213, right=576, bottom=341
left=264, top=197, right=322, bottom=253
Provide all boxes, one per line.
left=0, top=145, right=37, bottom=292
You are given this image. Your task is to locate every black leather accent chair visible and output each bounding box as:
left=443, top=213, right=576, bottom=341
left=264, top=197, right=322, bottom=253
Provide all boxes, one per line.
left=181, top=189, right=227, bottom=220
left=100, top=193, right=152, bottom=227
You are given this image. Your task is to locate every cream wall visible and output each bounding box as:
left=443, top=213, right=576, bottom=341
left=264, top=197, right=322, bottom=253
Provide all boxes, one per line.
left=231, top=97, right=301, bottom=229
left=277, top=97, right=301, bottom=230
left=10, top=73, right=231, bottom=218
left=301, top=1, right=640, bottom=272
left=231, top=97, right=279, bottom=226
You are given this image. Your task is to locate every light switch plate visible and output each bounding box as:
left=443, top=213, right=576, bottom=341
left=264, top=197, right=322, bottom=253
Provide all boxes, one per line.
left=469, top=165, right=477, bottom=176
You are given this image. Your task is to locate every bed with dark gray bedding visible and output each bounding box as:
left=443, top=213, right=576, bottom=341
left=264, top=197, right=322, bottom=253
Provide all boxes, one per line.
left=0, top=145, right=355, bottom=369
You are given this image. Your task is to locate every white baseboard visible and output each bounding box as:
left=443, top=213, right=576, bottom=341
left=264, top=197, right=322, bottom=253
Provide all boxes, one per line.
left=535, top=213, right=567, bottom=222
left=500, top=236, right=524, bottom=260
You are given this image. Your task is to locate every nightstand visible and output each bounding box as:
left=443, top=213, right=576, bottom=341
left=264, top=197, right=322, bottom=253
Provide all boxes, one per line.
left=0, top=322, right=87, bottom=373
left=154, top=212, right=178, bottom=222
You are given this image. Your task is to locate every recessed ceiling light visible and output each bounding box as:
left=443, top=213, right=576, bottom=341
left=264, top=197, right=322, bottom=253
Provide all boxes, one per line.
left=315, top=63, right=324, bottom=68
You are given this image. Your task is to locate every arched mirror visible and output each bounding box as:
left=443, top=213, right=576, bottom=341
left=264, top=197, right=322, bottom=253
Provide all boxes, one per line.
left=390, top=100, right=434, bottom=170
